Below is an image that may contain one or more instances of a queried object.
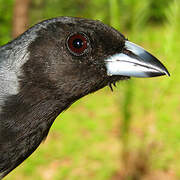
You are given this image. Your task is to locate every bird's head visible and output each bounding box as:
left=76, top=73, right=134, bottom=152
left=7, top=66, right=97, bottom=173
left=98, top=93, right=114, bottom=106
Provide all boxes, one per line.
left=0, top=17, right=170, bottom=178
left=21, top=17, right=169, bottom=103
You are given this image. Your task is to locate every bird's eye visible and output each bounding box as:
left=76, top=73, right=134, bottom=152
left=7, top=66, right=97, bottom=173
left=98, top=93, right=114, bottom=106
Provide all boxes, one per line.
left=67, top=33, right=88, bottom=56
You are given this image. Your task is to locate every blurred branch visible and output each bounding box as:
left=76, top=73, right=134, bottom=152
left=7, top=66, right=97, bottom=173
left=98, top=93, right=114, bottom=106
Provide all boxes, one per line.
left=12, top=0, right=31, bottom=38
left=121, top=80, right=134, bottom=147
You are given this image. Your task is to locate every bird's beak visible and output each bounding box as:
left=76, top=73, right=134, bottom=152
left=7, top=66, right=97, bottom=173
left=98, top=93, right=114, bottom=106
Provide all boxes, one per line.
left=105, top=41, right=170, bottom=77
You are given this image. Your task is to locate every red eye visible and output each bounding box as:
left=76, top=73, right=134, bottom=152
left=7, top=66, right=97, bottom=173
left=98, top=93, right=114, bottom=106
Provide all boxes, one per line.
left=67, top=33, right=88, bottom=56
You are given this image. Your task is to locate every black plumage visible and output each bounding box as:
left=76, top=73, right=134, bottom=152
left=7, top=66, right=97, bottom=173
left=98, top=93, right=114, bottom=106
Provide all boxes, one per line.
left=0, top=17, right=169, bottom=178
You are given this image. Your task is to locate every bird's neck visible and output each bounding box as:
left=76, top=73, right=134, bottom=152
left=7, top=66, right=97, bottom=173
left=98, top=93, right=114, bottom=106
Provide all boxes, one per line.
left=0, top=86, right=75, bottom=177
left=0, top=88, right=74, bottom=141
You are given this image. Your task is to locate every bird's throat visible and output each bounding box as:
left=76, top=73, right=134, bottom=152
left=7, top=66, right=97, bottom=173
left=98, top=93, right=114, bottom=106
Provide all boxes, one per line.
left=0, top=90, right=73, bottom=178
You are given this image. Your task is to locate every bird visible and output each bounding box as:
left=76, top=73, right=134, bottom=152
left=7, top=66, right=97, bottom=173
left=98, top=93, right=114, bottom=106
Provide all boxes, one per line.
left=0, top=16, right=170, bottom=178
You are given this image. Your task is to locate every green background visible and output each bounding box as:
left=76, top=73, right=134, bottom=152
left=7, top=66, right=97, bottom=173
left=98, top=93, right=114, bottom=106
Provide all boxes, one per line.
left=0, top=0, right=179, bottom=179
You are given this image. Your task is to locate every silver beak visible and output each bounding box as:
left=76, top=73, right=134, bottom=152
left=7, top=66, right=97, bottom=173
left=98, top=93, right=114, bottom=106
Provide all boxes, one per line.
left=105, top=41, right=170, bottom=77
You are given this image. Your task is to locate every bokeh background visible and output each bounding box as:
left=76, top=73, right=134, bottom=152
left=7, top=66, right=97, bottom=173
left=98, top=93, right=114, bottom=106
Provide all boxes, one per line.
left=0, top=0, right=180, bottom=179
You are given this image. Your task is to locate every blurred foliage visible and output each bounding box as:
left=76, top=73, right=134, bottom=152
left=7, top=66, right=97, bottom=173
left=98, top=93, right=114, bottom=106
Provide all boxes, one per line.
left=1, top=0, right=180, bottom=179
left=0, top=0, right=14, bottom=45
left=0, top=0, right=173, bottom=46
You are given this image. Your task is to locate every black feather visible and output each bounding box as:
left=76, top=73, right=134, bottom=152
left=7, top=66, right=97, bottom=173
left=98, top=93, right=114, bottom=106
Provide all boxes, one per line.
left=0, top=17, right=128, bottom=178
